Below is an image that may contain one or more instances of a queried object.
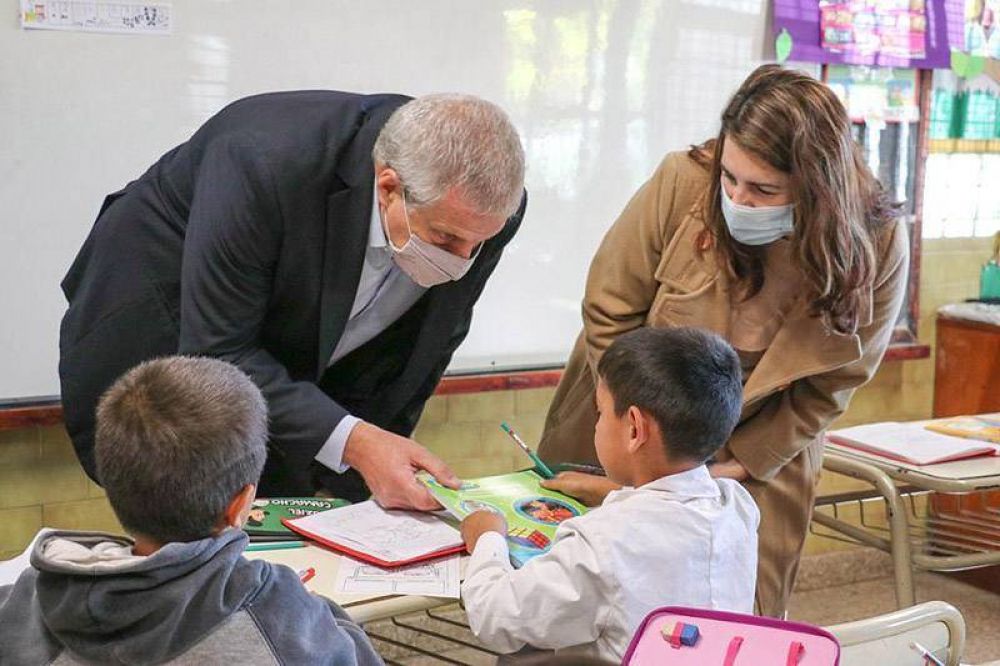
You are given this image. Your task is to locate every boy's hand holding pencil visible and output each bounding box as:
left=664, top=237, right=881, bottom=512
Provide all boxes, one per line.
left=460, top=511, right=508, bottom=554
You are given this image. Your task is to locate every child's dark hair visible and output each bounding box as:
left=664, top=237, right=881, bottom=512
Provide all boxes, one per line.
left=597, top=327, right=742, bottom=462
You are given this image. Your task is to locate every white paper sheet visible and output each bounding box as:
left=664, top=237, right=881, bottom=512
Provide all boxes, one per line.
left=20, top=1, right=171, bottom=34
left=286, top=500, right=461, bottom=564
left=333, top=554, right=460, bottom=598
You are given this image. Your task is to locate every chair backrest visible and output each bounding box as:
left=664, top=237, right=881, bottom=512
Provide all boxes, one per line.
left=622, top=606, right=840, bottom=665
left=826, top=600, right=965, bottom=666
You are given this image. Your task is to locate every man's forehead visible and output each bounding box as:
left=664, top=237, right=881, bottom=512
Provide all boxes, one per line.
left=427, top=188, right=506, bottom=237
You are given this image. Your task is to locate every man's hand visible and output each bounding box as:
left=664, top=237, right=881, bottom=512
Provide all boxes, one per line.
left=708, top=458, right=750, bottom=482
left=460, top=510, right=508, bottom=554
left=342, top=422, right=460, bottom=511
left=540, top=471, right=620, bottom=507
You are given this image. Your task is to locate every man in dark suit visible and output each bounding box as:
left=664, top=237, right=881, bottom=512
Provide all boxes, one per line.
left=59, top=91, right=527, bottom=510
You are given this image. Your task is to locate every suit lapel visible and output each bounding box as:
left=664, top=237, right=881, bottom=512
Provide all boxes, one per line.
left=315, top=94, right=410, bottom=378
left=316, top=186, right=371, bottom=378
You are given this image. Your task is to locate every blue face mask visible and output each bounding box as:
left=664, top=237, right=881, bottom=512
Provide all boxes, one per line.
left=720, top=182, right=795, bottom=246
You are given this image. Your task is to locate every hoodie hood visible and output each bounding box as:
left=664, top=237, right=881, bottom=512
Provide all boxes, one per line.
left=30, top=528, right=265, bottom=665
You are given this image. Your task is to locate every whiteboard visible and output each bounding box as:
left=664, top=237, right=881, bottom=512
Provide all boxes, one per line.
left=0, top=0, right=782, bottom=400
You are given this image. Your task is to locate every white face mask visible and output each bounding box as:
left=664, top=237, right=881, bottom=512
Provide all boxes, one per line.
left=720, top=181, right=795, bottom=246
left=382, top=189, right=479, bottom=288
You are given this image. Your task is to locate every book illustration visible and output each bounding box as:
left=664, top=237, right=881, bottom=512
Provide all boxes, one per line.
left=515, top=497, right=580, bottom=525
left=508, top=526, right=550, bottom=550
left=244, top=497, right=349, bottom=539
left=334, top=555, right=460, bottom=598
left=420, top=469, right=588, bottom=567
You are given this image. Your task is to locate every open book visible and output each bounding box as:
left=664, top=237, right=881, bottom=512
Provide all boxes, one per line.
left=827, top=421, right=1000, bottom=465
left=420, top=469, right=589, bottom=567
left=283, top=500, right=463, bottom=568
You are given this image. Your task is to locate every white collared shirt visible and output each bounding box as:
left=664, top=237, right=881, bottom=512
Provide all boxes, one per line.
left=461, top=465, right=760, bottom=662
left=314, top=187, right=426, bottom=472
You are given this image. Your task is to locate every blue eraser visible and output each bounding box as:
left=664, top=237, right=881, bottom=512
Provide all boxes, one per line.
left=679, top=623, right=699, bottom=646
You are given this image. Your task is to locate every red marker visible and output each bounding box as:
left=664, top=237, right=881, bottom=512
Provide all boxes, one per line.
left=298, top=567, right=316, bottom=584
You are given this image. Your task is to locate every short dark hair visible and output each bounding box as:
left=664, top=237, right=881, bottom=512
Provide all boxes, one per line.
left=597, top=327, right=742, bottom=462
left=95, top=356, right=268, bottom=543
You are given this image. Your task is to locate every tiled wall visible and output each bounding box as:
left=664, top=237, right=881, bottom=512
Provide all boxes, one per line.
left=0, top=426, right=122, bottom=560
left=0, top=237, right=994, bottom=559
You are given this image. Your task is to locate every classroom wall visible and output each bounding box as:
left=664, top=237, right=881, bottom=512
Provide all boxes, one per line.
left=0, top=236, right=993, bottom=559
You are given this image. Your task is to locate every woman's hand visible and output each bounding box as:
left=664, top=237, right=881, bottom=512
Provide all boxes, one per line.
left=709, top=458, right=750, bottom=482
left=540, top=471, right=621, bottom=507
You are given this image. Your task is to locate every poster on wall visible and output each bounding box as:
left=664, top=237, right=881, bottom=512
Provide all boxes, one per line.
left=962, top=0, right=1000, bottom=58
left=826, top=66, right=921, bottom=123
left=772, top=0, right=962, bottom=67
left=820, top=1, right=928, bottom=61
left=19, top=1, right=172, bottom=34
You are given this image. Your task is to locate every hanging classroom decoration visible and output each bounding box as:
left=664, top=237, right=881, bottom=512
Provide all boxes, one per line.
left=953, top=0, right=1000, bottom=83
left=19, top=1, right=172, bottom=35
left=951, top=50, right=988, bottom=78
left=771, top=0, right=959, bottom=68
left=776, top=28, right=794, bottom=63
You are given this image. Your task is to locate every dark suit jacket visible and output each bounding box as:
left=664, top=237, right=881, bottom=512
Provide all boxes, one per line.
left=59, top=91, right=527, bottom=493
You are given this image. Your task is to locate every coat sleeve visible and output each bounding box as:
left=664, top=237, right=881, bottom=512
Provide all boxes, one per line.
left=727, top=219, right=910, bottom=481
left=178, top=136, right=350, bottom=467
left=581, top=153, right=699, bottom=371
left=461, top=524, right=610, bottom=653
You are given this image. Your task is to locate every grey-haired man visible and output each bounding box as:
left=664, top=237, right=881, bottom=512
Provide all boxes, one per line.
left=59, top=92, right=527, bottom=509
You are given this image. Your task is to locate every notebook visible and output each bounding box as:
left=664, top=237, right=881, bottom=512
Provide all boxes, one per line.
left=420, top=469, right=589, bottom=567
left=827, top=421, right=999, bottom=465
left=282, top=500, right=463, bottom=568
left=924, top=416, right=1000, bottom=444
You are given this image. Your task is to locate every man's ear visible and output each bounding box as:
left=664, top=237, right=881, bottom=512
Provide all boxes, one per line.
left=224, top=483, right=257, bottom=530
left=374, top=164, right=402, bottom=205
left=626, top=406, right=650, bottom=453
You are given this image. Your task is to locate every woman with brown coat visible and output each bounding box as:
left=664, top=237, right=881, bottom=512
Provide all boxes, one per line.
left=537, top=65, right=909, bottom=618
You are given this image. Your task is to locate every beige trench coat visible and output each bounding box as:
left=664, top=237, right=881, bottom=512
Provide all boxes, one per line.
left=538, top=151, right=909, bottom=617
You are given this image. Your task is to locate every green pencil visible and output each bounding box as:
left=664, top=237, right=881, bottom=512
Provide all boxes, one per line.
left=245, top=541, right=307, bottom=552
left=501, top=422, right=555, bottom=479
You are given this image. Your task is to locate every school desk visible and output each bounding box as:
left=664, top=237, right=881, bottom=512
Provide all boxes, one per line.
left=814, top=414, right=1000, bottom=609
left=244, top=542, right=466, bottom=624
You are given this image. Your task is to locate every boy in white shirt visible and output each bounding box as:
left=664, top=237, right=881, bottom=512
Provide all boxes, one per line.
left=460, top=327, right=760, bottom=661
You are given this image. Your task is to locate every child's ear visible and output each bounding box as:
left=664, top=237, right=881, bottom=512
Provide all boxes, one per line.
left=626, top=406, right=649, bottom=453
left=225, top=483, right=257, bottom=530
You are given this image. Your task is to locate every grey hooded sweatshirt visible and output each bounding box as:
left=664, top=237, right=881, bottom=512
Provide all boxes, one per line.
left=0, top=529, right=383, bottom=665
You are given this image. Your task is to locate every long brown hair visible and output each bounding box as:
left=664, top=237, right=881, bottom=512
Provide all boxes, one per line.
left=690, top=64, right=899, bottom=336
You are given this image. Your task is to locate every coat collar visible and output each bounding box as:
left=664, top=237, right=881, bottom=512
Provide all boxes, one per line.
left=663, top=210, right=866, bottom=406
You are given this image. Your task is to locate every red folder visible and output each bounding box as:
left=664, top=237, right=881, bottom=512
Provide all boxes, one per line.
left=281, top=517, right=465, bottom=568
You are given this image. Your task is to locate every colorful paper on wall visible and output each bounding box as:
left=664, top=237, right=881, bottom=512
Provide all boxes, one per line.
left=772, top=0, right=962, bottom=68
left=20, top=1, right=172, bottom=34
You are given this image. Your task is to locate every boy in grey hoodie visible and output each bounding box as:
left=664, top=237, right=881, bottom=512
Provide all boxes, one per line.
left=0, top=356, right=383, bottom=666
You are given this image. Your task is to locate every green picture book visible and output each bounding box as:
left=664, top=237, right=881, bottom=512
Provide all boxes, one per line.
left=244, top=497, right=350, bottom=540
left=419, top=470, right=588, bottom=567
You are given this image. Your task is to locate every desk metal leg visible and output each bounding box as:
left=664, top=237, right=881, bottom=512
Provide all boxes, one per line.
left=815, top=453, right=917, bottom=608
